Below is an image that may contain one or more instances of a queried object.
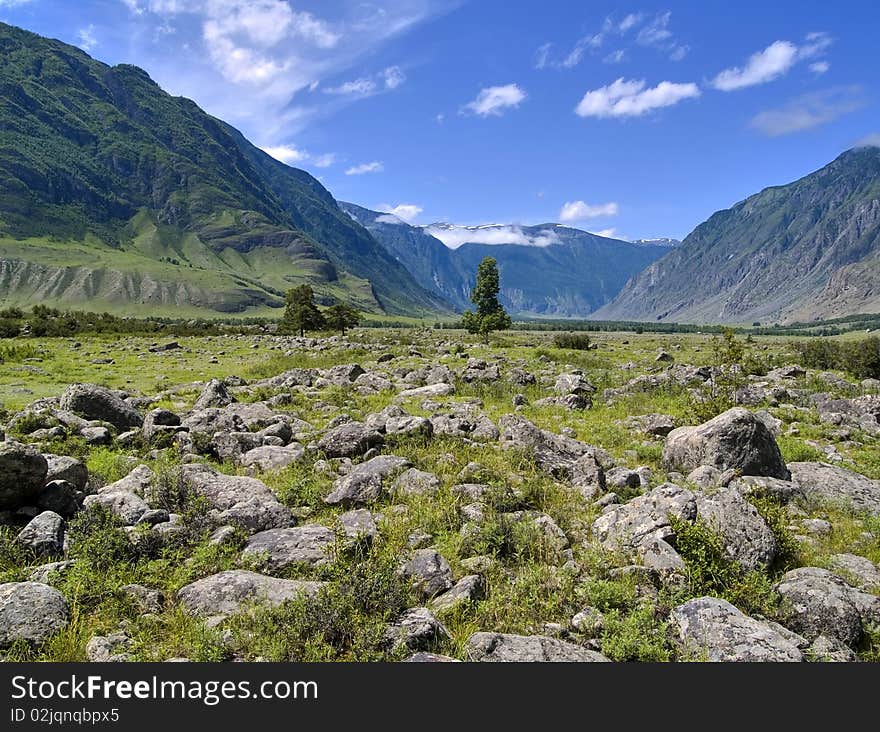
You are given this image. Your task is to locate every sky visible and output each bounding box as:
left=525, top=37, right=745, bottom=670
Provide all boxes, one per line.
left=1, top=0, right=878, bottom=242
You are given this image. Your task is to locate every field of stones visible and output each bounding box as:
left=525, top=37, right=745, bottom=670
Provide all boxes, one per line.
left=1, top=327, right=879, bottom=662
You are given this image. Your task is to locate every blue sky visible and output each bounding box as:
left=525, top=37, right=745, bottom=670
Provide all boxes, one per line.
left=2, top=0, right=878, bottom=241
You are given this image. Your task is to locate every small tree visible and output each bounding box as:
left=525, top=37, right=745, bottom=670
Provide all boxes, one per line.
left=325, top=302, right=360, bottom=335
left=280, top=285, right=326, bottom=337
left=461, top=256, right=511, bottom=343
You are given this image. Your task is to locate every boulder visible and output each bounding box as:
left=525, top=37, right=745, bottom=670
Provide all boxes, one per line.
left=240, top=444, right=305, bottom=471
left=44, top=455, right=88, bottom=492
left=59, top=384, right=143, bottom=430
left=317, top=422, right=383, bottom=459
left=592, top=484, right=697, bottom=550
left=16, top=511, right=65, bottom=557
left=400, top=549, right=454, bottom=600
left=337, top=509, right=378, bottom=542
left=241, top=526, right=335, bottom=570
left=382, top=607, right=450, bottom=652
left=324, top=455, right=410, bottom=506
left=35, top=481, right=80, bottom=518
left=193, top=379, right=235, bottom=411
left=429, top=575, right=484, bottom=615
left=694, top=487, right=777, bottom=570
left=392, top=468, right=441, bottom=497
left=465, top=633, right=609, bottom=662
left=0, top=581, right=69, bottom=648
left=828, top=554, right=880, bottom=591
left=662, top=408, right=789, bottom=479
left=0, top=441, right=48, bottom=510
left=787, top=462, right=880, bottom=515
left=670, top=597, right=803, bottom=662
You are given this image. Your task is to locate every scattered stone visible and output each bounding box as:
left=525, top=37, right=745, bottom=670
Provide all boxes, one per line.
left=0, top=441, right=48, bottom=510
left=465, top=632, right=609, bottom=662
left=59, top=384, right=143, bottom=430
left=240, top=444, right=305, bottom=471
left=317, top=422, right=384, bottom=459
left=16, top=511, right=65, bottom=556
left=392, top=468, right=441, bottom=497
left=400, top=549, right=454, bottom=600
left=325, top=455, right=410, bottom=506
left=242, top=526, right=335, bottom=570
left=787, top=462, right=880, bottom=515
left=429, top=575, right=484, bottom=614
left=0, top=581, right=69, bottom=648
left=383, top=607, right=449, bottom=652
left=828, top=554, right=880, bottom=590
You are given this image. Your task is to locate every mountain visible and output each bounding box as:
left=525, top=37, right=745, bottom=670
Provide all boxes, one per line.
left=342, top=204, right=670, bottom=317
left=630, top=238, right=681, bottom=248
left=0, top=23, right=451, bottom=316
left=595, top=147, right=880, bottom=324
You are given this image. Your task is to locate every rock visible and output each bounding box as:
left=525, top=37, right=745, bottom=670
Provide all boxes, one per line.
left=16, top=511, right=65, bottom=556
left=36, top=481, right=80, bottom=517
left=177, top=570, right=323, bottom=621
left=787, top=462, right=880, bottom=515
left=193, top=379, right=235, bottom=411
left=385, top=415, right=434, bottom=439
left=337, top=509, right=378, bottom=542
left=773, top=567, right=880, bottom=647
left=317, top=422, right=383, bottom=459
left=142, top=408, right=182, bottom=443
left=655, top=351, right=674, bottom=363
left=828, top=554, right=880, bottom=590
left=554, top=373, right=595, bottom=396
left=605, top=467, right=641, bottom=491
left=807, top=634, right=857, bottom=662
left=392, top=468, right=441, bottom=497
left=626, top=413, right=676, bottom=438
left=383, top=607, right=450, bottom=652
left=570, top=607, right=605, bottom=635
left=662, top=407, right=790, bottom=479
left=592, top=484, right=697, bottom=551
left=637, top=537, right=687, bottom=578
left=120, top=584, right=163, bottom=614
left=86, top=633, right=132, bottom=662
left=694, top=487, right=777, bottom=570
left=465, top=633, right=609, bottom=662
left=754, top=409, right=783, bottom=436
left=324, top=455, right=410, bottom=506
left=670, top=597, right=803, bottom=662
left=398, top=383, right=455, bottom=399
left=27, top=560, right=75, bottom=585
left=44, top=455, right=88, bottom=492
left=729, top=475, right=804, bottom=504
left=180, top=464, right=293, bottom=533
left=687, top=465, right=722, bottom=490
left=401, top=549, right=454, bottom=600
left=0, top=441, right=48, bottom=510
left=81, top=426, right=112, bottom=445
left=242, top=526, right=335, bottom=570
left=429, top=575, right=484, bottom=614
left=59, top=384, right=143, bottom=430
left=0, top=581, right=69, bottom=648
left=240, top=444, right=305, bottom=471
left=570, top=453, right=606, bottom=498
left=83, top=489, right=149, bottom=526
left=801, top=518, right=832, bottom=536
left=149, top=341, right=181, bottom=353
left=402, top=652, right=460, bottom=662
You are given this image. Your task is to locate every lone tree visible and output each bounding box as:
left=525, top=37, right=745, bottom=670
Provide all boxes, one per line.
left=325, top=302, right=361, bottom=335
left=280, top=285, right=326, bottom=336
left=461, top=256, right=511, bottom=343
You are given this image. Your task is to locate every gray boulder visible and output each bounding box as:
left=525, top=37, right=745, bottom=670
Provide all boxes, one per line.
left=401, top=549, right=454, bottom=600
left=242, top=526, right=335, bottom=570
left=787, top=462, right=880, bottom=515
left=337, top=509, right=378, bottom=542
left=16, top=511, right=65, bottom=557
left=465, top=632, right=609, bottom=662
left=828, top=554, right=880, bottom=590
left=383, top=607, right=450, bottom=652
left=670, top=597, right=803, bottom=662
left=240, top=444, right=305, bottom=471
left=0, top=441, right=48, bottom=510
left=177, top=570, right=323, bottom=621
left=324, top=455, right=410, bottom=506
left=59, top=384, right=143, bottom=430
left=0, top=581, right=69, bottom=648
left=694, top=487, right=777, bottom=570
left=392, top=468, right=441, bottom=497
left=317, top=422, right=383, bottom=459
left=44, top=455, right=88, bottom=492
left=36, top=481, right=80, bottom=518
left=662, top=407, right=789, bottom=479
left=592, top=484, right=697, bottom=550
left=193, top=379, right=235, bottom=411
left=429, top=575, right=484, bottom=615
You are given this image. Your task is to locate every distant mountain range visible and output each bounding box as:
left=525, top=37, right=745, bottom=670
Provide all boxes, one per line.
left=595, top=147, right=880, bottom=324
left=340, top=204, right=670, bottom=317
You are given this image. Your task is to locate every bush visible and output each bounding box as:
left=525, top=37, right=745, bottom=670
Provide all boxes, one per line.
left=552, top=332, right=592, bottom=350
left=793, top=336, right=880, bottom=379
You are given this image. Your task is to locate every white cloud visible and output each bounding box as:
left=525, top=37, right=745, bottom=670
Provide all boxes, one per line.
left=856, top=133, right=880, bottom=148
left=345, top=161, right=384, bottom=175
left=636, top=11, right=673, bottom=47
left=462, top=84, right=526, bottom=117
left=383, top=66, right=406, bottom=90
left=425, top=225, right=561, bottom=249
left=435, top=113, right=445, bottom=124
left=575, top=78, right=700, bottom=118
left=311, top=153, right=336, bottom=168
left=618, top=13, right=643, bottom=33
left=260, top=144, right=308, bottom=164
left=0, top=0, right=36, bottom=6
left=534, top=42, right=552, bottom=70
left=712, top=34, right=835, bottom=91
left=603, top=50, right=627, bottom=64
left=559, top=201, right=619, bottom=222
left=77, top=25, right=98, bottom=52
left=377, top=203, right=423, bottom=223
left=750, top=86, right=865, bottom=137
left=324, top=77, right=377, bottom=96
left=590, top=228, right=617, bottom=238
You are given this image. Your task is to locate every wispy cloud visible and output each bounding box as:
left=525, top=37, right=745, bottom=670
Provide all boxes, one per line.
left=425, top=224, right=561, bottom=249
left=559, top=201, right=619, bottom=222
left=590, top=228, right=618, bottom=238
left=462, top=84, right=526, bottom=117
left=711, top=33, right=834, bottom=91
left=809, top=61, right=830, bottom=75
left=345, top=161, right=384, bottom=176
left=856, top=133, right=880, bottom=148
left=575, top=78, right=700, bottom=118
left=260, top=144, right=336, bottom=169
left=750, top=86, right=865, bottom=136
left=77, top=25, right=98, bottom=52
left=324, top=66, right=406, bottom=96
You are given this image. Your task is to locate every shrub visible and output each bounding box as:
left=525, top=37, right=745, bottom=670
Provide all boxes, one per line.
left=552, top=332, right=592, bottom=350
left=793, top=336, right=880, bottom=379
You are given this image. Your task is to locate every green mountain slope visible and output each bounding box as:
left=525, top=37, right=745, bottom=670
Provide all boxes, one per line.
left=0, top=23, right=451, bottom=316
left=595, top=147, right=880, bottom=324
left=342, top=202, right=670, bottom=317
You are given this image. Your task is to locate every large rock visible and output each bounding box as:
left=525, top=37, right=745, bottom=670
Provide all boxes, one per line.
left=193, top=379, right=235, bottom=411
left=828, top=554, right=880, bottom=591
left=392, top=468, right=441, bottom=497
left=324, top=455, right=410, bottom=506
left=317, top=422, right=383, bottom=459
left=694, top=488, right=777, bottom=571
left=16, top=511, right=65, bottom=557
left=59, top=384, right=143, bottom=430
left=773, top=567, right=880, bottom=648
left=383, top=607, right=450, bottom=652
left=662, top=408, right=789, bottom=479
left=787, top=462, right=880, bottom=515
left=83, top=488, right=149, bottom=526
left=0, top=441, right=48, bottom=509
left=240, top=444, right=305, bottom=471
left=241, top=526, right=335, bottom=570
left=592, top=484, right=697, bottom=550
left=670, top=597, right=803, bottom=662
left=44, top=455, right=88, bottom=492
left=400, top=549, right=454, bottom=600
left=180, top=464, right=293, bottom=533
left=177, top=570, right=323, bottom=621
left=465, top=633, right=609, bottom=662
left=0, top=582, right=69, bottom=648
